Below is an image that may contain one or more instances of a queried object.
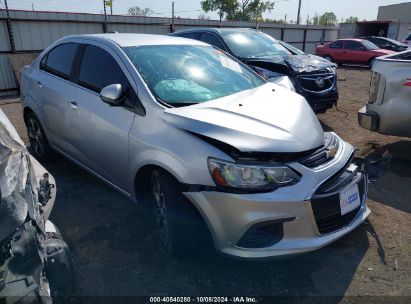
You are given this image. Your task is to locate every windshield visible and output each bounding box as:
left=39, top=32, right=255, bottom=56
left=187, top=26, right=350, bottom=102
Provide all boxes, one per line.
left=221, top=31, right=292, bottom=58
left=123, top=45, right=265, bottom=106
left=362, top=40, right=379, bottom=50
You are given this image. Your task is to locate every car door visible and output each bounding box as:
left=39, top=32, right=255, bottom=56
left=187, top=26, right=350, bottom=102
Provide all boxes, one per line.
left=343, top=40, right=368, bottom=63
left=328, top=41, right=344, bottom=61
left=66, top=43, right=138, bottom=191
left=32, top=43, right=80, bottom=152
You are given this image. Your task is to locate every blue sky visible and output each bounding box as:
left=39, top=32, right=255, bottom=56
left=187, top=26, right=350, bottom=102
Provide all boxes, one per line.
left=1, top=0, right=407, bottom=22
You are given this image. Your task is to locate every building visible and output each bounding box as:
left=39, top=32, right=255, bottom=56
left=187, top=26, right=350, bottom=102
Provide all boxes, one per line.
left=339, top=2, right=411, bottom=40
left=378, top=2, right=411, bottom=23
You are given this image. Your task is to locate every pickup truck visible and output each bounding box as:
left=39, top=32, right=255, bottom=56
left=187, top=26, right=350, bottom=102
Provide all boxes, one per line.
left=358, top=50, right=411, bottom=137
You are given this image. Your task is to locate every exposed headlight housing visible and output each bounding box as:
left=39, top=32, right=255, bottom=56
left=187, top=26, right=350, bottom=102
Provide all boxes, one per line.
left=208, top=158, right=301, bottom=193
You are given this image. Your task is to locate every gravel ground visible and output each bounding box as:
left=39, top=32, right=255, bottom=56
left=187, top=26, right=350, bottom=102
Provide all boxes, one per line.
left=1, top=67, right=410, bottom=303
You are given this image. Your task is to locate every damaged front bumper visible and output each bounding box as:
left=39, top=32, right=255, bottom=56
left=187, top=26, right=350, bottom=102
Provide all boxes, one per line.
left=184, top=139, right=370, bottom=259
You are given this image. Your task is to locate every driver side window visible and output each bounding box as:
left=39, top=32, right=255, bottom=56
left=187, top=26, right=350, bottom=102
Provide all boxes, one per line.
left=78, top=45, right=129, bottom=93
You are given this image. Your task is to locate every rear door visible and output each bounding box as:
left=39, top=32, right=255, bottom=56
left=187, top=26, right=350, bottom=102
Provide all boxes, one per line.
left=33, top=43, right=80, bottom=152
left=328, top=41, right=344, bottom=61
left=66, top=43, right=138, bottom=190
left=343, top=40, right=369, bottom=63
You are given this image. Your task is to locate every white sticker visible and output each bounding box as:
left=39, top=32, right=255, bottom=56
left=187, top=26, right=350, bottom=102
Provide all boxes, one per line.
left=219, top=55, right=243, bottom=74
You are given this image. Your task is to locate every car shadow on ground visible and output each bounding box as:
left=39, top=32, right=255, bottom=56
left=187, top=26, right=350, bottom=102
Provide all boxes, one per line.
left=37, top=153, right=372, bottom=301
left=365, top=140, right=411, bottom=214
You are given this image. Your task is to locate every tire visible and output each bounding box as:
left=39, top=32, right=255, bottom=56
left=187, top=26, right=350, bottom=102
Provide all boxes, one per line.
left=323, top=55, right=334, bottom=63
left=150, top=170, right=203, bottom=257
left=25, top=113, right=54, bottom=162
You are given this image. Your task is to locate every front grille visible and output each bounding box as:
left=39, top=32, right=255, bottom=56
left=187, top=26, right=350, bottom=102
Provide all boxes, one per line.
left=299, top=133, right=339, bottom=168
left=311, top=170, right=366, bottom=235
left=298, top=71, right=335, bottom=93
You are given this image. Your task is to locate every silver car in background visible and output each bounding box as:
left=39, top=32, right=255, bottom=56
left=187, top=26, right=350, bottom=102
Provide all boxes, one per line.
left=358, top=50, right=411, bottom=137
left=21, top=34, right=369, bottom=259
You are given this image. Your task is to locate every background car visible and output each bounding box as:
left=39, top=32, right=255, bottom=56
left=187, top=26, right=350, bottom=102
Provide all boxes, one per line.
left=358, top=50, right=411, bottom=137
left=402, top=33, right=411, bottom=45
left=316, top=38, right=395, bottom=67
left=361, top=36, right=409, bottom=52
left=170, top=28, right=338, bottom=114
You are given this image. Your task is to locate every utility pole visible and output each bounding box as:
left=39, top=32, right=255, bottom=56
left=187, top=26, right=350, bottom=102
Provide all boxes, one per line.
left=110, top=0, right=112, bottom=15
left=103, top=0, right=107, bottom=33
left=171, top=1, right=175, bottom=33
left=296, top=0, right=302, bottom=25
left=4, top=0, right=15, bottom=53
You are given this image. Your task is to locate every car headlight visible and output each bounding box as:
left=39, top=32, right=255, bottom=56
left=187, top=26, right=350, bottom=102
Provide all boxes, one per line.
left=253, top=66, right=284, bottom=80
left=208, top=158, right=301, bottom=192
left=328, top=66, right=337, bottom=74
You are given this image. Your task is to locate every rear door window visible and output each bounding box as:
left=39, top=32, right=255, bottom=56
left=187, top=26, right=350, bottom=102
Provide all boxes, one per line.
left=330, top=41, right=343, bottom=49
left=78, top=45, right=129, bottom=93
left=344, top=41, right=364, bottom=50
left=42, top=43, right=78, bottom=79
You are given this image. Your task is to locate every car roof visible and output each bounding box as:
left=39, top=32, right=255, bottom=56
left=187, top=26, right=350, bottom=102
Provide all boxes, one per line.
left=172, top=27, right=259, bottom=35
left=336, top=38, right=365, bottom=42
left=62, top=33, right=208, bottom=47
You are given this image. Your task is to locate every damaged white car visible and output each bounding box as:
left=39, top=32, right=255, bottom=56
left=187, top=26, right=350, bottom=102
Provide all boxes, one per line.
left=21, top=34, right=370, bottom=258
left=0, top=109, right=74, bottom=301
left=358, top=50, right=411, bottom=137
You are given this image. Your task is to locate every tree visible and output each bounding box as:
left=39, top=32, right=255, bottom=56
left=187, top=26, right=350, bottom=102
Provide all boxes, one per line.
left=201, top=0, right=275, bottom=22
left=312, top=13, right=320, bottom=25
left=319, top=12, right=337, bottom=25
left=345, top=16, right=358, bottom=24
left=201, top=0, right=238, bottom=22
left=128, top=6, right=154, bottom=16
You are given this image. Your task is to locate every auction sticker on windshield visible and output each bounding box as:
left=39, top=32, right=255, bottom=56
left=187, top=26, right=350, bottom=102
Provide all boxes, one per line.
left=339, top=184, right=361, bottom=215
left=219, top=55, right=243, bottom=74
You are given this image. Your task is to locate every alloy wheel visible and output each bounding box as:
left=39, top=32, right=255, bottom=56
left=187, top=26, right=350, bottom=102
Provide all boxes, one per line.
left=27, top=117, right=45, bottom=157
left=152, top=179, right=170, bottom=248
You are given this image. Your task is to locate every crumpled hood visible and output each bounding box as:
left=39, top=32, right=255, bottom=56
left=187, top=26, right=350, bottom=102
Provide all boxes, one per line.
left=245, top=54, right=336, bottom=73
left=164, top=83, right=324, bottom=153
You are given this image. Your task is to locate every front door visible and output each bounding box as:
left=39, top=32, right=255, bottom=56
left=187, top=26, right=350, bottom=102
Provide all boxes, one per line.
left=66, top=43, right=137, bottom=190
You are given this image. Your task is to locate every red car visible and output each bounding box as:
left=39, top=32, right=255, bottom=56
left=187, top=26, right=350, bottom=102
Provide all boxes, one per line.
left=316, top=38, right=394, bottom=67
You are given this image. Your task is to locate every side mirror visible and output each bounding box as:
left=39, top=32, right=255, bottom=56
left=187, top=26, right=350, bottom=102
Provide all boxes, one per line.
left=100, top=84, right=124, bottom=106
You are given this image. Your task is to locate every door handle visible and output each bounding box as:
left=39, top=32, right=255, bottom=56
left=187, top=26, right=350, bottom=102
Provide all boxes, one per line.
left=69, top=100, right=79, bottom=109
left=35, top=81, right=42, bottom=87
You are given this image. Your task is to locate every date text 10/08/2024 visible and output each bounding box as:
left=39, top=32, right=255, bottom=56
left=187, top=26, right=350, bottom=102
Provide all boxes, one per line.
left=149, top=297, right=258, bottom=303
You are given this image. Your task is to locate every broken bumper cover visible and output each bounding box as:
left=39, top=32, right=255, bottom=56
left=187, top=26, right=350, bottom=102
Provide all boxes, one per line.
left=184, top=141, right=370, bottom=259
left=358, top=106, right=379, bottom=132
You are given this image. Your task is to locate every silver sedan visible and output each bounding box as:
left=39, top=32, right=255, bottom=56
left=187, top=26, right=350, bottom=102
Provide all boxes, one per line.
left=21, top=34, right=370, bottom=258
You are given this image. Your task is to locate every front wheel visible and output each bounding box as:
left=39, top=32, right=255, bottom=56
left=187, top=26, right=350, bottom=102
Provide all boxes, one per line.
left=323, top=55, right=334, bottom=63
left=150, top=170, right=203, bottom=257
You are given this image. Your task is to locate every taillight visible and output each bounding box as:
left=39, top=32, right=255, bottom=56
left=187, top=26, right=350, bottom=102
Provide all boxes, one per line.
left=404, top=78, right=411, bottom=87
left=368, top=71, right=382, bottom=104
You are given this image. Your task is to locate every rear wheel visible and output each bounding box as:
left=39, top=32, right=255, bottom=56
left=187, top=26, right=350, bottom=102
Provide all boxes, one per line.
left=25, top=113, right=54, bottom=162
left=150, top=170, right=203, bottom=257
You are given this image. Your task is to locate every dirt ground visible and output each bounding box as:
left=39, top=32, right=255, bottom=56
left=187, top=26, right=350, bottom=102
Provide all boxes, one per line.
left=1, top=67, right=410, bottom=303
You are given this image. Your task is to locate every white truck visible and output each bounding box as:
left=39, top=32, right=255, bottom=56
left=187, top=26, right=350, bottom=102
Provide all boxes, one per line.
left=358, top=50, right=411, bottom=137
